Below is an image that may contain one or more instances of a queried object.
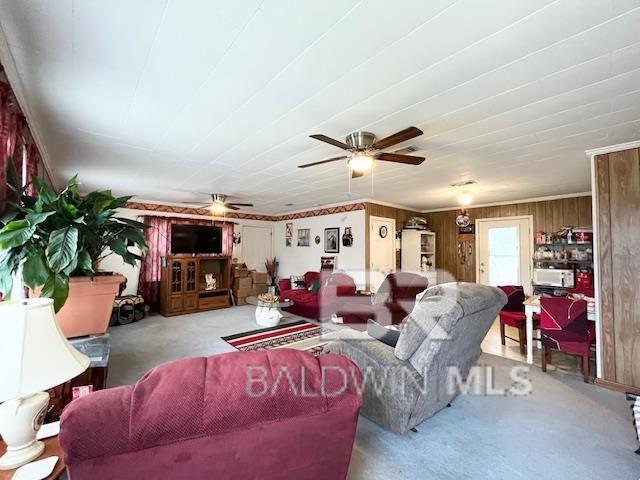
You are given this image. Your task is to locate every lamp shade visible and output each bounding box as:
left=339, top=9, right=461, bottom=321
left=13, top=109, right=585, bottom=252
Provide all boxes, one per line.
left=0, top=298, right=90, bottom=402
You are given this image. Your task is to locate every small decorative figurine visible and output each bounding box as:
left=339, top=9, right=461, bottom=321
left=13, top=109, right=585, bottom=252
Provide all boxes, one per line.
left=205, top=273, right=217, bottom=290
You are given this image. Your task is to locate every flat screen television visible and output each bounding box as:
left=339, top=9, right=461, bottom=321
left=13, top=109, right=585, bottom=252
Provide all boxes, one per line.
left=171, top=225, right=222, bottom=254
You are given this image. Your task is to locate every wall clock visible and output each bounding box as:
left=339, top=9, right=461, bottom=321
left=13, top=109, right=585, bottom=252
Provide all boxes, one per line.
left=379, top=225, right=388, bottom=238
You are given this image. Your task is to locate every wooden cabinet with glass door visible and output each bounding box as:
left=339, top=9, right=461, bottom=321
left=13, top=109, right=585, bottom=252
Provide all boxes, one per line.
left=160, top=256, right=231, bottom=316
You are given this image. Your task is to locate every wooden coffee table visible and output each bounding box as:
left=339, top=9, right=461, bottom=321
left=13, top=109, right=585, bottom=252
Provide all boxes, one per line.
left=0, top=436, right=65, bottom=479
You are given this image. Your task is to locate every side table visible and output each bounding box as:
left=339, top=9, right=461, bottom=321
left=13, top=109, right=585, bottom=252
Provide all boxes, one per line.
left=46, top=334, right=111, bottom=422
left=0, top=436, right=65, bottom=479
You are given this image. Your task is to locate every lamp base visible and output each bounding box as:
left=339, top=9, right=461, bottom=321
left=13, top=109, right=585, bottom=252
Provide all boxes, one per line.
left=0, top=440, right=44, bottom=470
left=0, top=392, right=49, bottom=470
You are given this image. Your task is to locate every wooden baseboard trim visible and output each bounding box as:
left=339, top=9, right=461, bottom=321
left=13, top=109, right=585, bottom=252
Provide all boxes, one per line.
left=595, top=378, right=640, bottom=395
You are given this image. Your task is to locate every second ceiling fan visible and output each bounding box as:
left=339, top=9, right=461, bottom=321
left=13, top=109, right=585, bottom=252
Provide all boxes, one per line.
left=181, top=193, right=254, bottom=211
left=299, top=126, right=425, bottom=177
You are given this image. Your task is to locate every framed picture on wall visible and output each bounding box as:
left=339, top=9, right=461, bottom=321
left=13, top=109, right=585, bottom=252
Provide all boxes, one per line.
left=285, top=237, right=292, bottom=247
left=297, top=228, right=310, bottom=247
left=285, top=222, right=293, bottom=238
left=324, top=228, right=340, bottom=253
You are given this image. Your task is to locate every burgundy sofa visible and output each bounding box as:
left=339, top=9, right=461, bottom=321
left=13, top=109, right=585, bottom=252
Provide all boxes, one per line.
left=336, top=272, right=429, bottom=326
left=59, top=349, right=363, bottom=480
left=278, top=271, right=357, bottom=319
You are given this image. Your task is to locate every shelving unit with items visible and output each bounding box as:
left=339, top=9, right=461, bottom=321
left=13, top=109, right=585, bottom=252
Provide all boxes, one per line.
left=532, top=227, right=593, bottom=296
left=401, top=230, right=437, bottom=286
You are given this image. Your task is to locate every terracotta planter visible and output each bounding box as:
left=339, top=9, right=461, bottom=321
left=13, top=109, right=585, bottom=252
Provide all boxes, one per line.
left=53, top=275, right=125, bottom=338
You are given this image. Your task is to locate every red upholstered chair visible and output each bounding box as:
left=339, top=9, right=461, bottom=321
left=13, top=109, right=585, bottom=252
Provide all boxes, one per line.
left=277, top=271, right=356, bottom=319
left=336, top=272, right=429, bottom=326
left=497, top=285, right=539, bottom=355
left=540, top=296, right=595, bottom=383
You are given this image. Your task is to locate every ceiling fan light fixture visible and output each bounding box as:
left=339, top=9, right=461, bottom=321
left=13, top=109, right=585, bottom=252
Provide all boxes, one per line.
left=210, top=203, right=228, bottom=214
left=349, top=152, right=374, bottom=172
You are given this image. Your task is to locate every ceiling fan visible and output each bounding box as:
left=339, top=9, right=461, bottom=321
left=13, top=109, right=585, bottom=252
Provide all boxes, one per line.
left=299, top=127, right=425, bottom=178
left=180, top=193, right=254, bottom=212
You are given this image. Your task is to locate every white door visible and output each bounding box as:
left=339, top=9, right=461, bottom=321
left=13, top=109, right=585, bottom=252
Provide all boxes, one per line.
left=240, top=226, right=272, bottom=271
left=476, top=216, right=533, bottom=294
left=369, top=216, right=396, bottom=292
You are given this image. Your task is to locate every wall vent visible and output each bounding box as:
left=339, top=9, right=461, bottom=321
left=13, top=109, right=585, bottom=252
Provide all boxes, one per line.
left=393, top=145, right=419, bottom=155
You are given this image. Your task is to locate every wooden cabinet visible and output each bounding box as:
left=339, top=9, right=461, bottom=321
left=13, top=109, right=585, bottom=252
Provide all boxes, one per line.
left=594, top=146, right=640, bottom=394
left=160, top=256, right=231, bottom=316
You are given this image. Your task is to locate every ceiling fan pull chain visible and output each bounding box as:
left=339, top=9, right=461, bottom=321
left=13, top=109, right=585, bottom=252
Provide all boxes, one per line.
left=348, top=164, right=352, bottom=195
left=371, top=164, right=375, bottom=195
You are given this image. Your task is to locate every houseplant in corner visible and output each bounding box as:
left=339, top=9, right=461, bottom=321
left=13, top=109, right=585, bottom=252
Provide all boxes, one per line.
left=0, top=164, right=148, bottom=337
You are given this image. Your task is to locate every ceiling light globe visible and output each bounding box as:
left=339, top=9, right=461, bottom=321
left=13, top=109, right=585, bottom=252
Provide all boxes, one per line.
left=211, top=204, right=227, bottom=214
left=350, top=153, right=374, bottom=172
left=458, top=193, right=473, bottom=206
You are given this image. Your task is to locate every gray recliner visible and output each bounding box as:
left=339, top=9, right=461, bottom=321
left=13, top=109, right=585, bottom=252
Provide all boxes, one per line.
left=324, top=282, right=507, bottom=434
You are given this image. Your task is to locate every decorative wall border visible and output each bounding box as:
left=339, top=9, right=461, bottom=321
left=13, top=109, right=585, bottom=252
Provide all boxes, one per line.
left=124, top=201, right=367, bottom=222
left=275, top=202, right=366, bottom=221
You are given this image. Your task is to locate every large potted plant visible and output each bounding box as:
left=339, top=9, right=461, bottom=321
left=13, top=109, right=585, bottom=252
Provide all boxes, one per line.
left=0, top=164, right=148, bottom=337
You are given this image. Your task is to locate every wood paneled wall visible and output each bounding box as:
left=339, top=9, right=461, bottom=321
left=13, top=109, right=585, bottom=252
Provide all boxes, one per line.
left=595, top=148, right=640, bottom=393
left=425, top=196, right=593, bottom=281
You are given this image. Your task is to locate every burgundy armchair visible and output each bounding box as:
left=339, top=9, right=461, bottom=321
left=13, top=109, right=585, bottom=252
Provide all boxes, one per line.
left=336, top=272, right=429, bottom=326
left=278, top=271, right=357, bottom=319
left=59, top=349, right=363, bottom=480
left=540, top=296, right=595, bottom=382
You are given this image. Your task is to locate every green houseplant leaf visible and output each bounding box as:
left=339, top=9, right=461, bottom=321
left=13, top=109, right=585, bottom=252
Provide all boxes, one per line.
left=0, top=161, right=148, bottom=311
left=22, top=250, right=50, bottom=290
left=0, top=247, right=25, bottom=298
left=77, top=250, right=94, bottom=276
left=41, top=273, right=70, bottom=312
left=0, top=220, right=37, bottom=249
left=46, top=226, right=79, bottom=272
left=26, top=211, right=55, bottom=226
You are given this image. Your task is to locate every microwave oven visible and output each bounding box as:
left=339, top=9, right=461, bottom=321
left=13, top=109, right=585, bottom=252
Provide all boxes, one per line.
left=533, top=268, right=575, bottom=288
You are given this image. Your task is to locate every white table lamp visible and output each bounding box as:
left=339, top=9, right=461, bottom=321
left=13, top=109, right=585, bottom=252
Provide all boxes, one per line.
left=0, top=298, right=90, bottom=469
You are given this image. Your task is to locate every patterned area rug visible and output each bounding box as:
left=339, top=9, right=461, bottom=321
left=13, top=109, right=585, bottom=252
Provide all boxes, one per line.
left=222, top=320, right=333, bottom=356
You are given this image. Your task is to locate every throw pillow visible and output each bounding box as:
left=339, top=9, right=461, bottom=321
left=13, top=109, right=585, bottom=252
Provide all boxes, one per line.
left=308, top=280, right=320, bottom=293
left=290, top=275, right=306, bottom=290
left=367, top=319, right=401, bottom=348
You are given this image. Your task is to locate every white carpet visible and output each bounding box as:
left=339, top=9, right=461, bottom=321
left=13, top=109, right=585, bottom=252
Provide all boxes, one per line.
left=107, top=307, right=640, bottom=479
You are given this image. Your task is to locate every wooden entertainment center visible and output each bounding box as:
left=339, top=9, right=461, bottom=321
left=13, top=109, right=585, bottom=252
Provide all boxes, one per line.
left=159, top=255, right=231, bottom=316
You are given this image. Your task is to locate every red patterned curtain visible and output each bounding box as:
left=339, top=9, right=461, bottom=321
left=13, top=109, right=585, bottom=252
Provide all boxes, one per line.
left=0, top=81, right=15, bottom=214
left=1, top=74, right=39, bottom=214
left=25, top=142, right=39, bottom=195
left=137, top=216, right=234, bottom=310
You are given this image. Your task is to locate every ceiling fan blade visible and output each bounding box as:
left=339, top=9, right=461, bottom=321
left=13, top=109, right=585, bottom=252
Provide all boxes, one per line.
left=376, top=152, right=425, bottom=165
left=226, top=205, right=240, bottom=211
left=351, top=170, right=364, bottom=179
left=372, top=127, right=423, bottom=150
left=298, top=156, right=348, bottom=168
left=309, top=134, right=352, bottom=150
left=228, top=203, right=254, bottom=207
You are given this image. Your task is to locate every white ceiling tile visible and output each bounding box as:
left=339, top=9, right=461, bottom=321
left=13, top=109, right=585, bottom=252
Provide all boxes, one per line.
left=0, top=0, right=72, bottom=56
left=158, top=0, right=359, bottom=156
left=72, top=0, right=167, bottom=72
left=2, top=1, right=640, bottom=211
